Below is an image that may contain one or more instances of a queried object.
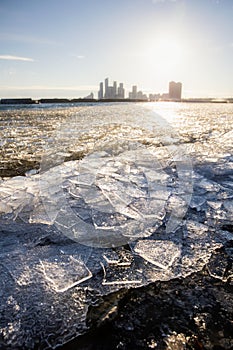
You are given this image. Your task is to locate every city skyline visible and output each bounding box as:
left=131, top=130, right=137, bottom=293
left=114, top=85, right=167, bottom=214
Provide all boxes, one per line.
left=0, top=0, right=233, bottom=99
left=97, top=78, right=182, bottom=101
left=98, top=78, right=125, bottom=99
left=0, top=79, right=185, bottom=103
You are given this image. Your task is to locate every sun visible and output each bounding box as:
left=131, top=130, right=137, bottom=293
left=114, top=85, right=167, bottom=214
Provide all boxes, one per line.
left=143, top=34, right=187, bottom=79
left=154, top=38, right=183, bottom=62
left=147, top=37, right=184, bottom=66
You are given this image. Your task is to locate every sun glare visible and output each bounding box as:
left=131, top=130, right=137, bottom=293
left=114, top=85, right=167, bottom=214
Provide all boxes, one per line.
left=153, top=38, right=183, bottom=62
left=144, top=34, right=186, bottom=78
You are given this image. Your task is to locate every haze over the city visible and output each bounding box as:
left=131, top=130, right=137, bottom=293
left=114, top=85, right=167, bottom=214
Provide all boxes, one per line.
left=0, top=0, right=233, bottom=99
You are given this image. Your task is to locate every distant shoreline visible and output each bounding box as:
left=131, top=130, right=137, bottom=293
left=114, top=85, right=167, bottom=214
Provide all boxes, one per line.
left=0, top=97, right=232, bottom=105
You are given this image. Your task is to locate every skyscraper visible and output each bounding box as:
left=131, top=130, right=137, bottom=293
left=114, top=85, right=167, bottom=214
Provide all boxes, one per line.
left=104, top=78, right=109, bottom=98
left=117, top=83, right=125, bottom=99
left=169, top=81, right=182, bottom=101
left=98, top=82, right=103, bottom=99
left=132, top=85, right=137, bottom=99
left=113, top=81, right=117, bottom=98
left=98, top=78, right=125, bottom=99
left=128, top=85, right=147, bottom=100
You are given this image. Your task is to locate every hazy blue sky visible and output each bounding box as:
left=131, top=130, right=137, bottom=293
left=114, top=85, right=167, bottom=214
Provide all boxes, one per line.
left=0, top=0, right=233, bottom=98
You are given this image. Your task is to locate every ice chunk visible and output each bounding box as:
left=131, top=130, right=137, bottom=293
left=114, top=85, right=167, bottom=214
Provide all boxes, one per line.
left=0, top=201, right=13, bottom=214
left=149, top=186, right=170, bottom=200
left=132, top=240, right=181, bottom=269
left=1, top=247, right=37, bottom=286
left=207, top=201, right=222, bottom=210
left=103, top=248, right=133, bottom=267
left=129, top=197, right=166, bottom=224
left=180, top=220, right=223, bottom=276
left=205, top=205, right=233, bottom=228
left=144, top=168, right=169, bottom=183
left=38, top=144, right=177, bottom=247
left=97, top=177, right=135, bottom=206
left=40, top=254, right=92, bottom=292
left=223, top=199, right=233, bottom=213
left=184, top=220, right=209, bottom=240
left=0, top=176, right=37, bottom=219
left=29, top=200, right=58, bottom=224
left=197, top=178, right=220, bottom=192
left=166, top=195, right=188, bottom=216
left=165, top=216, right=184, bottom=234
left=190, top=195, right=206, bottom=210
left=92, top=211, right=127, bottom=230
left=103, top=250, right=121, bottom=265
left=165, top=194, right=188, bottom=233
left=101, top=262, right=141, bottom=286
left=101, top=268, right=141, bottom=286
left=207, top=250, right=229, bottom=281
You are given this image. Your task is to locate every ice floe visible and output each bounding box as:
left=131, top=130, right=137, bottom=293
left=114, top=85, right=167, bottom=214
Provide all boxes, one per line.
left=0, top=103, right=232, bottom=349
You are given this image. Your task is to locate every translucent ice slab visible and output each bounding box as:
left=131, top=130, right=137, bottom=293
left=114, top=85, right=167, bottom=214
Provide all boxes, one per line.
left=132, top=240, right=181, bottom=269
left=40, top=254, right=92, bottom=292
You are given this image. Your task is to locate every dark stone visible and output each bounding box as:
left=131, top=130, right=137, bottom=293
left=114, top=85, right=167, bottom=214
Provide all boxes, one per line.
left=59, top=267, right=233, bottom=350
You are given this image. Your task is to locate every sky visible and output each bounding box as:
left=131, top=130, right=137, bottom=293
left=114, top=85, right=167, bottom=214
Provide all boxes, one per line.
left=0, top=0, right=233, bottom=99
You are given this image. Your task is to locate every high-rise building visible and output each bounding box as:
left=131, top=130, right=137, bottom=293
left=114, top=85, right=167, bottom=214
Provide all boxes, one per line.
left=108, top=86, right=115, bottom=98
left=169, top=81, right=182, bottom=100
left=149, top=93, right=160, bottom=101
left=104, top=78, right=109, bottom=98
left=98, top=78, right=125, bottom=99
left=129, top=85, right=147, bottom=100
left=132, top=85, right=137, bottom=99
left=129, top=85, right=137, bottom=99
left=113, top=81, right=117, bottom=98
left=117, top=83, right=125, bottom=99
left=98, top=82, right=103, bottom=99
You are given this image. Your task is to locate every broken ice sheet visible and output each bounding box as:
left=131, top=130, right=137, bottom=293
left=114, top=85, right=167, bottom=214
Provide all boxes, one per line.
left=100, top=256, right=142, bottom=286
left=92, top=211, right=128, bottom=230
left=29, top=199, right=59, bottom=224
left=103, top=247, right=133, bottom=267
left=130, top=197, right=166, bottom=220
left=76, top=152, right=110, bottom=184
left=205, top=205, right=233, bottom=228
left=132, top=240, right=181, bottom=270
left=40, top=254, right=92, bottom=292
left=77, top=184, right=115, bottom=213
left=0, top=177, right=36, bottom=220
left=190, top=195, right=206, bottom=210
left=207, top=201, right=222, bottom=210
left=55, top=207, right=81, bottom=229
left=144, top=168, right=169, bottom=184
left=196, top=178, right=220, bottom=193
left=76, top=172, right=96, bottom=186
left=96, top=176, right=134, bottom=207
left=0, top=201, right=13, bottom=215
left=223, top=199, right=233, bottom=214
left=181, top=242, right=222, bottom=277
left=148, top=185, right=170, bottom=200
left=166, top=194, right=188, bottom=219
left=207, top=250, right=229, bottom=281
left=184, top=220, right=210, bottom=240
left=1, top=248, right=37, bottom=286
left=180, top=220, right=223, bottom=276
left=101, top=262, right=141, bottom=286
left=166, top=215, right=184, bottom=234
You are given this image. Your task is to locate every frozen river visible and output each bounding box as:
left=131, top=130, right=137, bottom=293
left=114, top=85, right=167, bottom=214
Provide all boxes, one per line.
left=0, top=102, right=232, bottom=349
